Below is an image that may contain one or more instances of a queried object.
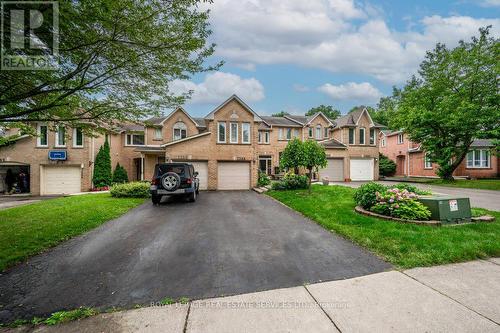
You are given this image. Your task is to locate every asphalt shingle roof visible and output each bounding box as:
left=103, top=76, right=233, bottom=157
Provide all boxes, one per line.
left=261, top=116, right=303, bottom=127
left=320, top=138, right=347, bottom=149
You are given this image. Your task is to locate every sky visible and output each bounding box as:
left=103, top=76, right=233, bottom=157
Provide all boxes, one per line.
left=169, top=0, right=500, bottom=117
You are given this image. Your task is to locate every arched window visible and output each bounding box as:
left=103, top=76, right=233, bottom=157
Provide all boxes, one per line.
left=173, top=122, right=187, bottom=140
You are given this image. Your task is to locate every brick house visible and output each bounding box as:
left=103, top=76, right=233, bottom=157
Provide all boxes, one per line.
left=379, top=131, right=499, bottom=179
left=0, top=95, right=384, bottom=195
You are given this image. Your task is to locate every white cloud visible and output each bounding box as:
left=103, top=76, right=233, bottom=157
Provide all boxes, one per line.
left=203, top=0, right=500, bottom=83
left=293, top=84, right=310, bottom=92
left=479, top=0, right=500, bottom=7
left=170, top=72, right=265, bottom=104
left=232, top=62, right=256, bottom=71
left=318, top=82, right=382, bottom=102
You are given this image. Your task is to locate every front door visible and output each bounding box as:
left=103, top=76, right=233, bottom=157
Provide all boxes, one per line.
left=259, top=156, right=272, bottom=175
left=396, top=156, right=405, bottom=176
left=134, top=158, right=142, bottom=181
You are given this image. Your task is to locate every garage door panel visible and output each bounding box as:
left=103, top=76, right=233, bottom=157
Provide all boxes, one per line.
left=218, top=162, right=250, bottom=190
left=42, top=166, right=81, bottom=194
left=321, top=158, right=344, bottom=181
left=350, top=159, right=374, bottom=181
left=178, top=161, right=208, bottom=190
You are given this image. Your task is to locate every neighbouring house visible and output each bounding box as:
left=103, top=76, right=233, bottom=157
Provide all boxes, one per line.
left=0, top=95, right=384, bottom=195
left=379, top=131, right=499, bottom=179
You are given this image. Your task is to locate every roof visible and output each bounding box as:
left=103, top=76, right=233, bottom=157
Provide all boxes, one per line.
left=204, top=95, right=262, bottom=122
left=319, top=138, right=347, bottom=149
left=471, top=139, right=495, bottom=147
left=334, top=107, right=375, bottom=128
left=259, top=122, right=271, bottom=130
left=285, top=115, right=308, bottom=125
left=118, top=123, right=144, bottom=132
left=161, top=132, right=211, bottom=147
left=260, top=116, right=303, bottom=127
left=134, top=146, right=165, bottom=153
left=192, top=118, right=207, bottom=128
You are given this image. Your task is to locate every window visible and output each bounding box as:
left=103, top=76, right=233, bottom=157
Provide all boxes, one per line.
left=73, top=128, right=83, bottom=147
left=286, top=128, right=292, bottom=140
left=258, top=131, right=270, bottom=144
left=348, top=128, right=355, bottom=145
left=217, top=122, right=226, bottom=143
left=55, top=126, right=66, bottom=147
left=126, top=133, right=145, bottom=146
left=37, top=123, right=48, bottom=147
left=173, top=122, right=187, bottom=141
left=359, top=128, right=365, bottom=145
left=154, top=128, right=162, bottom=140
left=467, top=149, right=490, bottom=168
left=278, top=128, right=284, bottom=140
left=370, top=128, right=376, bottom=145
left=315, top=125, right=321, bottom=139
left=397, top=133, right=404, bottom=144
left=424, top=153, right=432, bottom=169
left=324, top=127, right=329, bottom=138
left=230, top=122, right=238, bottom=143
left=308, top=127, right=313, bottom=138
left=294, top=129, right=299, bottom=138
left=381, top=137, right=386, bottom=147
left=242, top=122, right=250, bottom=143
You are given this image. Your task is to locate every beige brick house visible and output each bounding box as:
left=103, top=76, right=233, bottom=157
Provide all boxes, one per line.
left=0, top=95, right=383, bottom=194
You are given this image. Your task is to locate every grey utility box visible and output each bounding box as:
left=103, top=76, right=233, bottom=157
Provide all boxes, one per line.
left=417, top=196, right=472, bottom=224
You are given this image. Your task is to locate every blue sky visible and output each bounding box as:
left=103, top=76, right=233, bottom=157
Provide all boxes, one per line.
left=169, top=0, right=499, bottom=117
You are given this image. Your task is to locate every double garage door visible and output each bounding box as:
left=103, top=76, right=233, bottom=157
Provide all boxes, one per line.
left=41, top=165, right=81, bottom=195
left=217, top=162, right=250, bottom=190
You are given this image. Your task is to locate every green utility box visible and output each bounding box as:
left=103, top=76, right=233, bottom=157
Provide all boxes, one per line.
left=418, top=196, right=471, bottom=224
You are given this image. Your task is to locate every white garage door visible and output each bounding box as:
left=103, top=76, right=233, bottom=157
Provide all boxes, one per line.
left=179, top=161, right=208, bottom=190
left=320, top=158, right=344, bottom=181
left=42, top=166, right=81, bottom=194
left=217, top=162, right=250, bottom=190
left=350, top=158, right=374, bottom=181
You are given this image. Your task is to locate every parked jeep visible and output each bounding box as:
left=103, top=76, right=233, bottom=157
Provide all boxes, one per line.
left=150, top=163, right=199, bottom=204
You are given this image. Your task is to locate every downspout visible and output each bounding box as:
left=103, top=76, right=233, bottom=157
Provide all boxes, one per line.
left=141, top=153, right=144, bottom=181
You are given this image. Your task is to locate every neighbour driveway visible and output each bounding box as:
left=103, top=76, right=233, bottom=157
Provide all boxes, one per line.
left=0, top=191, right=389, bottom=323
left=329, top=181, right=500, bottom=211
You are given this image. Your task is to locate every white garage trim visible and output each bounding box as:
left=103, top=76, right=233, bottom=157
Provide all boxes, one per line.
left=217, top=162, right=250, bottom=190
left=178, top=161, right=208, bottom=190
left=41, top=165, right=82, bottom=195
left=320, top=158, right=344, bottom=181
left=350, top=158, right=374, bottom=181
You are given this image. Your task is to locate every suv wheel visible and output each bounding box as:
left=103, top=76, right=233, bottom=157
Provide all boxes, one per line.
left=188, top=191, right=196, bottom=202
left=152, top=194, right=162, bottom=205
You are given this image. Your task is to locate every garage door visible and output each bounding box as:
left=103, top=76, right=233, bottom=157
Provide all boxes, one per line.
left=217, top=162, right=250, bottom=190
left=42, top=166, right=81, bottom=195
left=350, top=158, right=374, bottom=181
left=178, top=161, right=208, bottom=190
left=320, top=158, right=344, bottom=181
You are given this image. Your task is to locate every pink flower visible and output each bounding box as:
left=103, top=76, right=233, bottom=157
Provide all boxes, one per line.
left=394, top=204, right=399, bottom=209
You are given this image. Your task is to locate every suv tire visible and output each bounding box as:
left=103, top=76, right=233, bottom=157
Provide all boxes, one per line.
left=188, top=191, right=196, bottom=202
left=161, top=172, right=181, bottom=191
left=152, top=194, right=161, bottom=205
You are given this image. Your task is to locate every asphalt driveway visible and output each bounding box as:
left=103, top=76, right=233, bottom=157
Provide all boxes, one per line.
left=0, top=191, right=390, bottom=323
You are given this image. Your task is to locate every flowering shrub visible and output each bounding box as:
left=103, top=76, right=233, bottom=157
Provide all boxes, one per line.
left=353, top=182, right=387, bottom=209
left=370, top=188, right=431, bottom=220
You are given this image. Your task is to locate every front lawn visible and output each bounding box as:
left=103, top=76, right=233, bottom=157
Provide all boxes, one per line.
left=268, top=185, right=500, bottom=268
left=0, top=194, right=145, bottom=271
left=393, top=178, right=500, bottom=191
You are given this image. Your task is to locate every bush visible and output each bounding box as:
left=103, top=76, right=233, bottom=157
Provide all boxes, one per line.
left=369, top=187, right=431, bottom=220
left=110, top=182, right=150, bottom=198
left=257, top=171, right=271, bottom=187
left=379, top=153, right=396, bottom=177
left=93, top=139, right=112, bottom=188
left=391, top=183, right=431, bottom=195
left=354, top=182, right=387, bottom=209
left=271, top=173, right=308, bottom=190
left=112, top=163, right=129, bottom=184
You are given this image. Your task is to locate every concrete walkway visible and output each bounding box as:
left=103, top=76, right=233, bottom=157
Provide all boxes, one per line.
left=5, top=259, right=499, bottom=333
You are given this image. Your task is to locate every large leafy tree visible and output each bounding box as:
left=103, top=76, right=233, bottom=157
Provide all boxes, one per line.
left=306, top=105, right=340, bottom=120
left=391, top=27, right=499, bottom=180
left=0, top=0, right=219, bottom=131
left=279, top=138, right=303, bottom=174
left=372, top=89, right=401, bottom=126
left=302, top=140, right=327, bottom=191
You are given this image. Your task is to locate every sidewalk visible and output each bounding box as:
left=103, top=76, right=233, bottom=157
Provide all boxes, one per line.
left=3, top=259, right=499, bottom=333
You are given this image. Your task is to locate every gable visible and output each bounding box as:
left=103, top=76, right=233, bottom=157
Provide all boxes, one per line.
left=356, top=108, right=374, bottom=127
left=205, top=95, right=262, bottom=122
left=161, top=107, right=198, bottom=128
left=308, top=112, right=334, bottom=127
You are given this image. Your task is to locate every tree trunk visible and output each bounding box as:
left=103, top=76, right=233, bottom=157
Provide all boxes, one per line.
left=308, top=168, right=313, bottom=193
left=437, top=142, right=472, bottom=181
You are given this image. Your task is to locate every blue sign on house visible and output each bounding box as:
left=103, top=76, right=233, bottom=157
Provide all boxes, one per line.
left=48, top=150, right=67, bottom=161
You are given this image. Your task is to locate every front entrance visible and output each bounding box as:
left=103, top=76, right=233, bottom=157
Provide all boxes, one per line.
left=134, top=158, right=143, bottom=181
left=0, top=163, right=30, bottom=194
left=396, top=156, right=406, bottom=176
left=258, top=156, right=272, bottom=175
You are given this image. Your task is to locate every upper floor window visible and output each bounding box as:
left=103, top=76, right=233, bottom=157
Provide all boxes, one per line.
left=324, top=127, right=329, bottom=138
left=370, top=128, right=376, bottom=145
left=278, top=128, right=283, bottom=140
left=37, top=123, right=48, bottom=147
left=308, top=127, right=313, bottom=138
left=154, top=128, right=162, bottom=140
left=424, top=153, right=432, bottom=169
left=381, top=137, right=386, bottom=147
left=397, top=133, right=404, bottom=144
left=286, top=128, right=292, bottom=140
left=173, top=122, right=187, bottom=141
left=359, top=127, right=365, bottom=145
left=126, top=133, right=145, bottom=146
left=73, top=128, right=83, bottom=147
left=242, top=122, right=251, bottom=143
left=55, top=126, right=66, bottom=147
left=348, top=128, right=355, bottom=145
left=315, top=125, right=321, bottom=140
left=217, top=122, right=226, bottom=143
left=467, top=149, right=490, bottom=168
left=294, top=129, right=299, bottom=138
left=258, top=131, right=270, bottom=144
left=230, top=122, right=238, bottom=143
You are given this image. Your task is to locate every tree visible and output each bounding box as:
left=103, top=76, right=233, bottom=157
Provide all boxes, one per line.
left=279, top=138, right=303, bottom=174
left=379, top=153, right=396, bottom=176
left=372, top=89, right=401, bottom=126
left=348, top=105, right=375, bottom=114
left=0, top=0, right=219, bottom=131
left=93, top=139, right=112, bottom=188
left=302, top=140, right=327, bottom=191
left=272, top=111, right=290, bottom=117
left=112, top=163, right=129, bottom=184
left=391, top=27, right=499, bottom=180
left=306, top=105, right=340, bottom=120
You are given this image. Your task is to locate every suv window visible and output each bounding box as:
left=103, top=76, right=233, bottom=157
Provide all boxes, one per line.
left=156, top=164, right=186, bottom=177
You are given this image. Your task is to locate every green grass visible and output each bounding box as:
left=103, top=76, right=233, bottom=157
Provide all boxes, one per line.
left=0, top=194, right=145, bottom=271
left=268, top=185, right=500, bottom=269
left=395, top=178, right=500, bottom=191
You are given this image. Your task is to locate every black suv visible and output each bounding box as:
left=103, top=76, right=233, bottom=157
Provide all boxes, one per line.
left=150, top=163, right=199, bottom=204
